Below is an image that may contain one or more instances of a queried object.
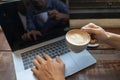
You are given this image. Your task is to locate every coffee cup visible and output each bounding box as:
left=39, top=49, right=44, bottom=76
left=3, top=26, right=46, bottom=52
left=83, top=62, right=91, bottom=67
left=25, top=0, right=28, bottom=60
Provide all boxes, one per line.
left=37, top=12, right=48, bottom=23
left=65, top=29, right=90, bottom=53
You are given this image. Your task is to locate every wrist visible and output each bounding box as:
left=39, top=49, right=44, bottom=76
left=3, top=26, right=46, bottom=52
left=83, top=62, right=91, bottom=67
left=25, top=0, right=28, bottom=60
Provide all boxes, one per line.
left=54, top=76, right=65, bottom=80
left=55, top=78, right=65, bottom=80
left=103, top=32, right=111, bottom=43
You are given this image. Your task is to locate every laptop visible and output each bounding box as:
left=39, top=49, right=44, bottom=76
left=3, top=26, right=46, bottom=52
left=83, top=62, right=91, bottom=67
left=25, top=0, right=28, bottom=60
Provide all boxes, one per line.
left=0, top=1, right=96, bottom=80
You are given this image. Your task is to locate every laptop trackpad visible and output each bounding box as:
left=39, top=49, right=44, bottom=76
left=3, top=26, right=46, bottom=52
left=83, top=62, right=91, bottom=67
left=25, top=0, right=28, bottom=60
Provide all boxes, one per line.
left=70, top=49, right=96, bottom=71
left=59, top=53, right=79, bottom=77
left=60, top=49, right=96, bottom=77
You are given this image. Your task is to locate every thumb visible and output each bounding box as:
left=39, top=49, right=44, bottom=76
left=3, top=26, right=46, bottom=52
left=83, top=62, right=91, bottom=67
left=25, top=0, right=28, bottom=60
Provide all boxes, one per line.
left=56, top=56, right=63, bottom=64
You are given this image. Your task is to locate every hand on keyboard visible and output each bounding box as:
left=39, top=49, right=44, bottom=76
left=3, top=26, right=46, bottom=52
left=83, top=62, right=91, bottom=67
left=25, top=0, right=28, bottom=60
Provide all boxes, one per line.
left=31, top=53, right=65, bottom=80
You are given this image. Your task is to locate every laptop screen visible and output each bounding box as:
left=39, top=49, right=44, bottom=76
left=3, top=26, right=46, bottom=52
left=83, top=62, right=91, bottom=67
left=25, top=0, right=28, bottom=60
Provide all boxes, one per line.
left=0, top=0, right=70, bottom=51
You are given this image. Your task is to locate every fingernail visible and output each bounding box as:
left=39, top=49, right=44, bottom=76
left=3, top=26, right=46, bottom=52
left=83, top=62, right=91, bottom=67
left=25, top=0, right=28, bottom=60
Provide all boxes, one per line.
left=31, top=68, right=33, bottom=71
left=43, top=53, right=46, bottom=55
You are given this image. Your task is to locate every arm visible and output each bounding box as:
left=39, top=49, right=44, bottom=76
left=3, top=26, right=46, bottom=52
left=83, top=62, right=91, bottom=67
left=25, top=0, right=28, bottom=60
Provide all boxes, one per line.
left=48, top=10, right=69, bottom=21
left=52, top=0, right=69, bottom=13
left=48, top=0, right=69, bottom=21
left=54, top=0, right=69, bottom=21
left=105, top=32, right=120, bottom=49
left=82, top=23, right=120, bottom=50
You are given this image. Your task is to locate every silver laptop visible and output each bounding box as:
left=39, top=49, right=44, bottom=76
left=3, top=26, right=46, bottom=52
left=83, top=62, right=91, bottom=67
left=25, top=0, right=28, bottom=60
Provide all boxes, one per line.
left=0, top=1, right=96, bottom=80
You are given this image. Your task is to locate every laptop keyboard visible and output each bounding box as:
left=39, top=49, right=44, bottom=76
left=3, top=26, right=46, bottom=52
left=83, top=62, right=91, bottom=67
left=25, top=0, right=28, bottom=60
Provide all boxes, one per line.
left=21, top=39, right=70, bottom=70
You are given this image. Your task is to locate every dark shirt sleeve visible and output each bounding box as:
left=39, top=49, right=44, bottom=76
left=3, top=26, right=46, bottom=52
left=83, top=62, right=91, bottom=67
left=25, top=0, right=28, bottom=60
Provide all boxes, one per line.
left=26, top=12, right=36, bottom=30
left=52, top=0, right=69, bottom=13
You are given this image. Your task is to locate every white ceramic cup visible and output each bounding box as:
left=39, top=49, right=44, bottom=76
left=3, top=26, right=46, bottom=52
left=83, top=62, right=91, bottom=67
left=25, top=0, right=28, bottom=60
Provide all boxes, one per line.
left=37, top=12, right=48, bottom=23
left=65, top=29, right=90, bottom=53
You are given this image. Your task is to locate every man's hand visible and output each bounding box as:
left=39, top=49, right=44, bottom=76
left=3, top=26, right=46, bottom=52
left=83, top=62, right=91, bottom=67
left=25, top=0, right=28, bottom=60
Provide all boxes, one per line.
left=21, top=30, right=42, bottom=41
left=48, top=10, right=69, bottom=21
left=81, top=23, right=109, bottom=42
left=81, top=23, right=120, bottom=49
left=31, top=54, right=65, bottom=80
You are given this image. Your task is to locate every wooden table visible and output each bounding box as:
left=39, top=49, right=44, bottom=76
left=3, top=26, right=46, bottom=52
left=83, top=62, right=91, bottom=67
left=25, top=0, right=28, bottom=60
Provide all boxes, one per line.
left=0, top=28, right=120, bottom=80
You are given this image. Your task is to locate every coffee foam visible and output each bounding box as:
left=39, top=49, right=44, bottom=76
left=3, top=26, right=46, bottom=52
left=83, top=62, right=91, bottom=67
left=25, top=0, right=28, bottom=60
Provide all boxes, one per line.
left=66, top=29, right=90, bottom=46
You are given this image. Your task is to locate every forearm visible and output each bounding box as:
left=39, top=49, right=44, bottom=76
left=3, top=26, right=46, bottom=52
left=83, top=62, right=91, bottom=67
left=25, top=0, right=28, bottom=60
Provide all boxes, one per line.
left=104, top=32, right=120, bottom=50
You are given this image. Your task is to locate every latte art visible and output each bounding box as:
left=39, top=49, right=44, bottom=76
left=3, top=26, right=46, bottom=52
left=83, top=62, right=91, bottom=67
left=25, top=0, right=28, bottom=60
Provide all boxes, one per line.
left=66, top=29, right=90, bottom=46
left=67, top=33, right=87, bottom=45
left=66, top=29, right=90, bottom=53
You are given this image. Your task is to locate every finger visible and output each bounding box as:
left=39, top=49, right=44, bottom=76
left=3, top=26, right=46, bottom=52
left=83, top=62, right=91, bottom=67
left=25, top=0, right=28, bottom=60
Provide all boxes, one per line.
left=33, top=34, right=37, bottom=41
left=48, top=10, right=53, bottom=14
left=82, top=23, right=99, bottom=29
left=81, top=27, right=97, bottom=34
left=90, top=39, right=97, bottom=44
left=56, top=56, right=63, bottom=64
left=89, top=23, right=100, bottom=28
left=33, top=59, right=41, bottom=69
left=37, top=31, right=42, bottom=36
left=36, top=55, right=46, bottom=64
left=87, top=23, right=97, bottom=28
left=48, top=10, right=56, bottom=18
left=27, top=33, right=32, bottom=40
left=23, top=32, right=30, bottom=40
left=55, top=15, right=61, bottom=20
left=33, top=32, right=42, bottom=41
left=31, top=68, right=39, bottom=77
left=50, top=13, right=56, bottom=18
left=43, top=53, right=53, bottom=61
left=21, top=34, right=26, bottom=41
left=52, top=10, right=58, bottom=14
left=48, top=10, right=54, bottom=16
left=22, top=33, right=28, bottom=41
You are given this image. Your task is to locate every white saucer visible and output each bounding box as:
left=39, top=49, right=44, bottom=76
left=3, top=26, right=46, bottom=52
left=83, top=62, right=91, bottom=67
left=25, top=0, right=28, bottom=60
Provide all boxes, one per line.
left=87, top=43, right=99, bottom=48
